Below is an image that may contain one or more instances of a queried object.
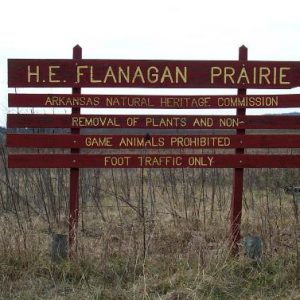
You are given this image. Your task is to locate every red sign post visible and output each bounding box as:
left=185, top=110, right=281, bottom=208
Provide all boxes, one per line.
left=6, top=45, right=300, bottom=257
left=69, top=45, right=81, bottom=256
left=231, top=46, right=247, bottom=255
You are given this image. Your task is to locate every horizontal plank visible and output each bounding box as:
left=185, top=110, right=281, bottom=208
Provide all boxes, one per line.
left=6, top=134, right=300, bottom=149
left=8, top=93, right=300, bottom=109
left=8, top=59, right=300, bottom=88
left=8, top=154, right=300, bottom=168
left=7, top=114, right=300, bottom=130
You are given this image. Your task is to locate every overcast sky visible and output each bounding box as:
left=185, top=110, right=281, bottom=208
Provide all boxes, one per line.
left=1, top=0, right=300, bottom=127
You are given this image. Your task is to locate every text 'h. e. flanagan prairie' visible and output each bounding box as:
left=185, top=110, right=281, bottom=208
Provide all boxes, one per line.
left=8, top=59, right=298, bottom=88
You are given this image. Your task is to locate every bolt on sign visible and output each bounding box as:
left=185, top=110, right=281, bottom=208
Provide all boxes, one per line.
left=6, top=45, right=300, bottom=256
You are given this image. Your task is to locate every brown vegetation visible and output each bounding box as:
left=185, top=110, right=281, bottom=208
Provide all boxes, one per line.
left=0, top=136, right=300, bottom=299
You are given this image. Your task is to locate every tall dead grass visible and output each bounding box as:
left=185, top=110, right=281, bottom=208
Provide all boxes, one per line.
left=0, top=142, right=300, bottom=299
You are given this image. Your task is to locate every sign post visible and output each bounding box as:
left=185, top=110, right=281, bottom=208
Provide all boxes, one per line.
left=231, top=45, right=247, bottom=255
left=69, top=45, right=82, bottom=257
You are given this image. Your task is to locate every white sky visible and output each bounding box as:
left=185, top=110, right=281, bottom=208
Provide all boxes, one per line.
left=1, top=0, right=300, bottom=127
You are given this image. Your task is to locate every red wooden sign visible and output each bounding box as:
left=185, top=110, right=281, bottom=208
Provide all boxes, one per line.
left=8, top=93, right=300, bottom=109
left=8, top=154, right=300, bottom=168
left=6, top=133, right=300, bottom=149
left=7, top=45, right=300, bottom=256
left=7, top=114, right=300, bottom=130
left=8, top=59, right=300, bottom=89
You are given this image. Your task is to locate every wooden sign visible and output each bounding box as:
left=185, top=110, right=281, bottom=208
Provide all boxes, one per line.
left=8, top=59, right=300, bottom=89
left=7, top=45, right=300, bottom=256
left=8, top=154, right=300, bottom=168
left=8, top=93, right=300, bottom=109
left=7, top=114, right=300, bottom=130
left=6, top=133, right=300, bottom=149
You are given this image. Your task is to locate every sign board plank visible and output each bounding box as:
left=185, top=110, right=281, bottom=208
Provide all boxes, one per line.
left=8, top=59, right=300, bottom=89
left=8, top=94, right=300, bottom=109
left=8, top=93, right=300, bottom=109
left=8, top=154, right=300, bottom=168
left=6, top=133, right=300, bottom=149
left=7, top=114, right=300, bottom=130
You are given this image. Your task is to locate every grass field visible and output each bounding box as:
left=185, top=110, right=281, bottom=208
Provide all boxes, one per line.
left=1, top=135, right=300, bottom=299
left=0, top=208, right=299, bottom=299
left=1, top=156, right=300, bottom=299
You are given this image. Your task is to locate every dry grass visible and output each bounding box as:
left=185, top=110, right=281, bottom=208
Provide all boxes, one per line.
left=0, top=193, right=300, bottom=300
left=0, top=159, right=300, bottom=299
